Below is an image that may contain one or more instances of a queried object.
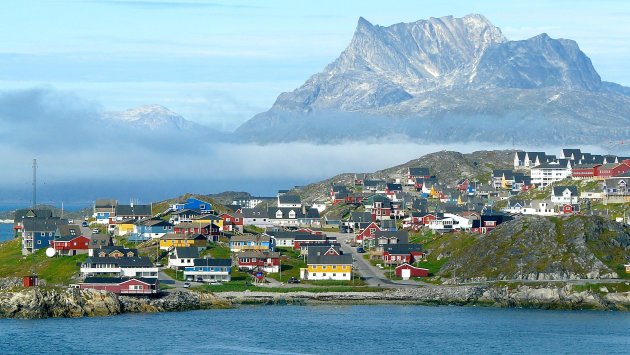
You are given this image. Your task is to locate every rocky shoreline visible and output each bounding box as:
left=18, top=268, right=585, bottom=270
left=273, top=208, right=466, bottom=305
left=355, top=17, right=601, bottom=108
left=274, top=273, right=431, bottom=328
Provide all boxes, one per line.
left=1, top=279, right=629, bottom=318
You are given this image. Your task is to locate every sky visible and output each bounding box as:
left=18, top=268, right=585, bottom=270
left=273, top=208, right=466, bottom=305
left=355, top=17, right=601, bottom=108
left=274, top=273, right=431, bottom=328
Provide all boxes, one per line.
left=1, top=0, right=629, bottom=204
left=1, top=0, right=630, bottom=131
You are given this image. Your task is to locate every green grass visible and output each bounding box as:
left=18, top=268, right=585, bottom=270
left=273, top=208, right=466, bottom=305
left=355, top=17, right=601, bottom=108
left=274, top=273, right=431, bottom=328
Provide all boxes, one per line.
left=243, top=225, right=264, bottom=234
left=0, top=239, right=86, bottom=285
left=572, top=282, right=630, bottom=294
left=267, top=247, right=306, bottom=282
left=162, top=268, right=186, bottom=281
left=207, top=243, right=231, bottom=259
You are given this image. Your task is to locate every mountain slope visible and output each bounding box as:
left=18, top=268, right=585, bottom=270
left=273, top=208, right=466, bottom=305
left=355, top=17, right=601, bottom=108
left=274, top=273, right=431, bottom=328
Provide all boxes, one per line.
left=237, top=14, right=630, bottom=144
left=101, top=104, right=210, bottom=132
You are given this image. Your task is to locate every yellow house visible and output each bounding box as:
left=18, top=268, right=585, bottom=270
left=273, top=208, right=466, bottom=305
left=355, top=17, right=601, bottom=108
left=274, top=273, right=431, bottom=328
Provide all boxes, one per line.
left=115, top=220, right=135, bottom=237
left=195, top=214, right=223, bottom=230
left=429, top=186, right=440, bottom=199
left=300, top=247, right=352, bottom=281
left=625, top=264, right=630, bottom=273
left=159, top=233, right=207, bottom=250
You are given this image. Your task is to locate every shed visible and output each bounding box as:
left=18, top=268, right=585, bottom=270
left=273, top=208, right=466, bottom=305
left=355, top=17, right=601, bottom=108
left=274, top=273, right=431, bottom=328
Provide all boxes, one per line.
left=395, top=263, right=429, bottom=279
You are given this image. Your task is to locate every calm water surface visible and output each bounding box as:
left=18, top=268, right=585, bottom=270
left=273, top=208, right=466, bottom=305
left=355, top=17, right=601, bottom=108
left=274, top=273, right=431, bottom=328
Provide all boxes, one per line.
left=0, top=305, right=628, bottom=354
left=0, top=223, right=13, bottom=242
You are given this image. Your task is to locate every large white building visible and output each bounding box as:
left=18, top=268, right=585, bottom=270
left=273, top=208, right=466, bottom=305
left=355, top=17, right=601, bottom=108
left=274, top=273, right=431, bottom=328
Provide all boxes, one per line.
left=531, top=161, right=572, bottom=187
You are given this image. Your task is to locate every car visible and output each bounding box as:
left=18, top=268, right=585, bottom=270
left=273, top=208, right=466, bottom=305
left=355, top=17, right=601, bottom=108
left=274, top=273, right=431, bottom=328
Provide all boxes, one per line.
left=287, top=277, right=300, bottom=284
left=183, top=282, right=191, bottom=288
left=92, top=228, right=100, bottom=234
left=209, top=281, right=221, bottom=286
left=376, top=264, right=384, bottom=269
left=196, top=277, right=204, bottom=283
left=356, top=247, right=365, bottom=253
left=82, top=221, right=88, bottom=227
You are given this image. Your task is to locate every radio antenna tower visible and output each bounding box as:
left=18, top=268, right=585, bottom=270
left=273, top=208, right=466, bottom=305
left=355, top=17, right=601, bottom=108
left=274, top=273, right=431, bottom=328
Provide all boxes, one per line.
left=32, top=159, right=37, bottom=208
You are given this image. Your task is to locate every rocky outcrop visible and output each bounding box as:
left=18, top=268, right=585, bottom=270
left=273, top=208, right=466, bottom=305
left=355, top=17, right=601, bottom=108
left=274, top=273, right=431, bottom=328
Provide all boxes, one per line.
left=217, top=284, right=630, bottom=311
left=0, top=287, right=230, bottom=319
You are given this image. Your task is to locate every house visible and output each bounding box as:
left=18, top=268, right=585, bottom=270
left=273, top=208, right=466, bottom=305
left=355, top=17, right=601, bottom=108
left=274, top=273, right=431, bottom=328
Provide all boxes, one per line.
left=522, top=200, right=557, bottom=216
left=363, top=179, right=386, bottom=193
left=173, top=222, right=216, bottom=238
left=183, top=258, right=232, bottom=282
left=551, top=186, right=579, bottom=204
left=471, top=214, right=512, bottom=234
left=514, top=151, right=527, bottom=169
left=267, top=206, right=321, bottom=227
left=93, top=199, right=117, bottom=224
left=382, top=244, right=424, bottom=265
left=133, top=219, right=173, bottom=241
left=395, top=263, right=429, bottom=279
left=52, top=225, right=90, bottom=256
left=355, top=222, right=381, bottom=244
left=363, top=194, right=392, bottom=221
left=194, top=214, right=224, bottom=231
left=115, top=203, right=152, bottom=222
left=277, top=194, right=301, bottom=208
left=597, top=163, right=630, bottom=179
left=523, top=152, right=547, bottom=167
left=354, top=173, right=367, bottom=185
left=169, top=209, right=202, bottom=225
left=531, top=161, right=572, bottom=187
left=625, top=264, right=630, bottom=273
left=571, top=164, right=601, bottom=180
left=560, top=204, right=580, bottom=215
left=428, top=213, right=471, bottom=232
left=492, top=170, right=514, bottom=190
left=172, top=197, right=212, bottom=213
left=115, top=219, right=136, bottom=236
left=77, top=277, right=159, bottom=295
left=21, top=218, right=68, bottom=255
left=88, top=234, right=113, bottom=256
left=374, top=230, right=408, bottom=246
left=561, top=148, right=582, bottom=160
left=220, top=212, right=244, bottom=233
left=293, top=234, right=336, bottom=253
left=231, top=197, right=273, bottom=209
left=407, top=167, right=431, bottom=185
left=385, top=183, right=403, bottom=198
left=300, top=247, right=352, bottom=281
left=235, top=250, right=280, bottom=273
left=81, top=253, right=157, bottom=279
left=159, top=233, right=207, bottom=250
left=12, top=208, right=53, bottom=234
left=242, top=208, right=272, bottom=229
left=167, top=247, right=200, bottom=269
left=229, top=235, right=272, bottom=252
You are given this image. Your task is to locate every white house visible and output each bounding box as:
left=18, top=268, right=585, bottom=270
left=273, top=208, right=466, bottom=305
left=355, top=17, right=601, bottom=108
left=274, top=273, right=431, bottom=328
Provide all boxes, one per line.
left=183, top=258, right=232, bottom=282
left=521, top=200, right=557, bottom=216
left=551, top=186, right=579, bottom=205
left=428, top=213, right=471, bottom=232
left=277, top=194, right=301, bottom=208
left=167, top=247, right=200, bottom=269
left=531, top=161, right=572, bottom=188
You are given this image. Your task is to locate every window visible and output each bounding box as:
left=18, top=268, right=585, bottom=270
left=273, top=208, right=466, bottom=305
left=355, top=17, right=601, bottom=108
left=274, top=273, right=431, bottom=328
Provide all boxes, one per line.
left=322, top=273, right=327, bottom=277
left=322, top=265, right=327, bottom=270
left=37, top=240, right=41, bottom=245
left=333, top=273, right=336, bottom=277
left=343, top=273, right=347, bottom=277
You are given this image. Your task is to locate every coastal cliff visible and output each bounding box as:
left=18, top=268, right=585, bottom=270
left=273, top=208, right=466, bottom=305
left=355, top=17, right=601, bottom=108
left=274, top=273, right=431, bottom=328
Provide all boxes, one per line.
left=1, top=282, right=629, bottom=318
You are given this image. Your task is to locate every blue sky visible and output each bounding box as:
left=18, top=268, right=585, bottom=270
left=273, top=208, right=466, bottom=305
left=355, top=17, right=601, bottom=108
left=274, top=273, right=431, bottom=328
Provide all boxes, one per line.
left=2, top=0, right=630, bottom=130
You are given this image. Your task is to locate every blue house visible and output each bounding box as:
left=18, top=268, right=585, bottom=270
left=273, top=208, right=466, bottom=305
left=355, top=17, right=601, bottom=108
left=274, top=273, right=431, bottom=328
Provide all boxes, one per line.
left=173, top=198, right=212, bottom=213
left=21, top=218, right=68, bottom=255
left=131, top=219, right=173, bottom=241
left=183, top=258, right=232, bottom=282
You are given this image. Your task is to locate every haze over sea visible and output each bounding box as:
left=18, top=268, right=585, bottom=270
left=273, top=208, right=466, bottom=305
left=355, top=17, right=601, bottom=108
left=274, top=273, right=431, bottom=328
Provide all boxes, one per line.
left=0, top=305, right=628, bottom=354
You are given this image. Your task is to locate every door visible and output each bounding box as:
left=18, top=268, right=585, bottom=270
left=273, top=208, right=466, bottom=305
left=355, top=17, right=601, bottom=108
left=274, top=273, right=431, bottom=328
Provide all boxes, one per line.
left=401, top=269, right=411, bottom=280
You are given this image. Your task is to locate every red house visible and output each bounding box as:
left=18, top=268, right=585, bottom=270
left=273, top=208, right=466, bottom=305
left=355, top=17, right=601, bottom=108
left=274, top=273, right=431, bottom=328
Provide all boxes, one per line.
left=395, top=263, right=429, bottom=279
left=53, top=235, right=90, bottom=256
left=457, top=179, right=470, bottom=192
left=382, top=244, right=424, bottom=265
left=220, top=213, right=244, bottom=232
left=235, top=250, right=280, bottom=273
left=598, top=163, right=630, bottom=179
left=561, top=204, right=580, bottom=215
left=572, top=164, right=601, bottom=179
left=77, top=277, right=160, bottom=295
left=173, top=222, right=213, bottom=236
left=355, top=222, right=381, bottom=243
left=420, top=213, right=439, bottom=226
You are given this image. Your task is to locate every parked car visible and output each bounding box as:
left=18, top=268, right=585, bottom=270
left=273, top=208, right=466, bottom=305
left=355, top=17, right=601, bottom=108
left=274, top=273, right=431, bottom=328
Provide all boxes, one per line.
left=92, top=228, right=100, bottom=234
left=287, top=277, right=300, bottom=284
left=183, top=282, right=191, bottom=288
left=82, top=221, right=88, bottom=227
left=356, top=247, right=365, bottom=253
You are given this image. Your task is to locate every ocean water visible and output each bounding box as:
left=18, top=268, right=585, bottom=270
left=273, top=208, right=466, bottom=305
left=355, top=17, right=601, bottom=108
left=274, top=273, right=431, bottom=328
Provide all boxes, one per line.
left=0, top=305, right=628, bottom=354
left=0, top=223, right=14, bottom=242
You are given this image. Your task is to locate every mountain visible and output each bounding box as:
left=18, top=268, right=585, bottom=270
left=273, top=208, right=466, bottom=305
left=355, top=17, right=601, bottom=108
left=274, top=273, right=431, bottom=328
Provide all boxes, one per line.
left=101, top=104, right=209, bottom=133
left=236, top=14, right=630, bottom=144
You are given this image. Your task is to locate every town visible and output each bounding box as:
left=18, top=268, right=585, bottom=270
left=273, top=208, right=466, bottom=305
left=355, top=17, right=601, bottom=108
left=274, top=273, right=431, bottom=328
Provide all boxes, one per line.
left=7, top=148, right=630, bottom=295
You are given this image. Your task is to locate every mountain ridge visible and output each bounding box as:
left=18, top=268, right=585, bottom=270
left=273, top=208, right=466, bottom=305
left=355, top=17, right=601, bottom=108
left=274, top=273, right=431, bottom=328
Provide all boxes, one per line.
left=236, top=14, right=630, bottom=144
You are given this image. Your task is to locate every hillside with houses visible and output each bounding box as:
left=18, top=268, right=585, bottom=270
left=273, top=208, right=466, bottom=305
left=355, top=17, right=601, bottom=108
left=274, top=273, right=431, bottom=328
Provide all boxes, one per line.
left=2, top=147, right=629, bottom=297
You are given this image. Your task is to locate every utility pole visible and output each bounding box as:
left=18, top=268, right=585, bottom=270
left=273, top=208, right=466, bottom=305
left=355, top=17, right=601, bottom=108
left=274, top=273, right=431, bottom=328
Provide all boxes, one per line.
left=32, top=159, right=37, bottom=208
left=519, top=258, right=524, bottom=280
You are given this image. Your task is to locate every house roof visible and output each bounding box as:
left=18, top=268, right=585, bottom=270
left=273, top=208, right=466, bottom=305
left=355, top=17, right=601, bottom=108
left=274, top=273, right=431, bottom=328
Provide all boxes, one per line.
left=96, top=246, right=138, bottom=256
left=140, top=219, right=173, bottom=227
left=363, top=179, right=385, bottom=187
left=23, top=218, right=68, bottom=232
left=95, top=199, right=117, bottom=208
left=56, top=224, right=83, bottom=238
left=375, top=230, right=409, bottom=242
left=552, top=186, right=578, bottom=196
left=115, top=204, right=152, bottom=216
left=307, top=252, right=352, bottom=265
left=562, top=149, right=581, bottom=159
left=84, top=256, right=154, bottom=268
left=231, top=235, right=271, bottom=243
left=82, top=277, right=159, bottom=285
left=161, top=233, right=206, bottom=241
left=175, top=222, right=213, bottom=229
left=14, top=208, right=53, bottom=221
left=195, top=214, right=221, bottom=221
left=172, top=247, right=200, bottom=259
left=236, top=250, right=280, bottom=259
left=278, top=194, right=301, bottom=205
left=89, top=234, right=113, bottom=247
left=386, top=183, right=402, bottom=191
left=242, top=208, right=269, bottom=218
left=382, top=243, right=423, bottom=255
left=192, top=258, right=232, bottom=267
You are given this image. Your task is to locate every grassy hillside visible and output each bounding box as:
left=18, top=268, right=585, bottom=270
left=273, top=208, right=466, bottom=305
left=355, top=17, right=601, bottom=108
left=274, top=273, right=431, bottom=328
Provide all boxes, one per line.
left=426, top=215, right=630, bottom=282
left=152, top=193, right=229, bottom=215
left=0, top=239, right=86, bottom=285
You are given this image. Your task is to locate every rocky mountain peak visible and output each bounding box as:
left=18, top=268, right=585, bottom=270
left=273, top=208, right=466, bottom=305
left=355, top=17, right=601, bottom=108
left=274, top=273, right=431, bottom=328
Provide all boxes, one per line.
left=102, top=104, right=199, bottom=131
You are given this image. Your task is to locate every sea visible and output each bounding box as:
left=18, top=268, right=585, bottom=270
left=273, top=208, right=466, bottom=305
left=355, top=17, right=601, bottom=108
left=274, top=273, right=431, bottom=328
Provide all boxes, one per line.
left=0, top=223, right=13, bottom=242
left=0, top=305, right=628, bottom=354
